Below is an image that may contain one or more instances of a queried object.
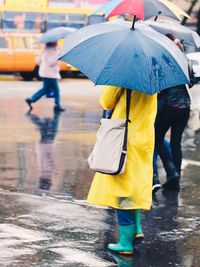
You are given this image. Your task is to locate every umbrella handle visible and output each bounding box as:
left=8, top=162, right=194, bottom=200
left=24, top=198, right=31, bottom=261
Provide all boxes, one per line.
left=131, top=15, right=137, bottom=30
left=154, top=11, right=162, bottom=21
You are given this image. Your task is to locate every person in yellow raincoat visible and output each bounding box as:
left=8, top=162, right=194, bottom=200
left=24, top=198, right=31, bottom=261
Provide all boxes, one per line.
left=87, top=85, right=157, bottom=255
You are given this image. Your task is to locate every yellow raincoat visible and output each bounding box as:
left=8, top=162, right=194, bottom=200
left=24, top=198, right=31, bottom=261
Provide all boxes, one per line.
left=87, top=86, right=157, bottom=210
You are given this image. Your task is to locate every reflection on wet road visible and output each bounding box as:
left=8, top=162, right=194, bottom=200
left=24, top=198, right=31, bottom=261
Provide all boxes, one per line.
left=0, top=80, right=101, bottom=199
left=0, top=80, right=199, bottom=266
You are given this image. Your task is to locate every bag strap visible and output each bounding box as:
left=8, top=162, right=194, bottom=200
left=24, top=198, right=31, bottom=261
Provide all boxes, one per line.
left=122, top=89, right=132, bottom=153
left=108, top=89, right=132, bottom=175
left=126, top=89, right=132, bottom=122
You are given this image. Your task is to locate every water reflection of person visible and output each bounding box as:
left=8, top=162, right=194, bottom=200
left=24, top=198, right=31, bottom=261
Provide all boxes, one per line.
left=108, top=251, right=133, bottom=267
left=27, top=112, right=61, bottom=190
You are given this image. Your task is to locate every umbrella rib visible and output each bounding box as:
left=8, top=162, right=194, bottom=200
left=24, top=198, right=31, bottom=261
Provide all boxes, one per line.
left=134, top=32, right=152, bottom=92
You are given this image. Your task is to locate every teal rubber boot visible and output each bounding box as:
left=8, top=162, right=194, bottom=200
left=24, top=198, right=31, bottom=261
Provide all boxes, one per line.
left=108, top=225, right=135, bottom=255
left=135, top=210, right=144, bottom=239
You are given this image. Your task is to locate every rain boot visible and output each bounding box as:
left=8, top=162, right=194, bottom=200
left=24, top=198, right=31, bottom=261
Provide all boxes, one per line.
left=162, top=161, right=180, bottom=191
left=108, top=224, right=134, bottom=255
left=135, top=210, right=144, bottom=239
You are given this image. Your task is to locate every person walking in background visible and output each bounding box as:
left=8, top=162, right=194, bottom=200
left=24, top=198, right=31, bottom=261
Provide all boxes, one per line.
left=87, top=86, right=157, bottom=254
left=25, top=42, right=65, bottom=113
left=153, top=33, right=195, bottom=193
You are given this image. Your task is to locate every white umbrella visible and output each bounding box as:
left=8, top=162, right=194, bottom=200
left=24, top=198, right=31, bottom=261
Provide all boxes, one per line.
left=38, top=27, right=77, bottom=44
left=146, top=19, right=200, bottom=48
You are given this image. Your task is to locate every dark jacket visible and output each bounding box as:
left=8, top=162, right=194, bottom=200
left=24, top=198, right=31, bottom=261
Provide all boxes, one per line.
left=158, top=84, right=190, bottom=108
left=158, top=61, right=195, bottom=109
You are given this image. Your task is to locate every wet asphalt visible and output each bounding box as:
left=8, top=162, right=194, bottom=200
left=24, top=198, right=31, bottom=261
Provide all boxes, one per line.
left=0, top=78, right=199, bottom=267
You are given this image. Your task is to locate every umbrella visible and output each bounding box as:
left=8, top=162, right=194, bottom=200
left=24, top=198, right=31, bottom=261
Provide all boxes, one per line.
left=38, top=27, right=77, bottom=44
left=94, top=0, right=190, bottom=21
left=60, top=20, right=190, bottom=95
left=145, top=19, right=200, bottom=48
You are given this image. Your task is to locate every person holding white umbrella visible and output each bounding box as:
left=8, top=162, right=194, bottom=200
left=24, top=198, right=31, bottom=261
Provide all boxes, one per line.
left=25, top=41, right=65, bottom=112
left=26, top=42, right=65, bottom=112
left=25, top=27, right=76, bottom=112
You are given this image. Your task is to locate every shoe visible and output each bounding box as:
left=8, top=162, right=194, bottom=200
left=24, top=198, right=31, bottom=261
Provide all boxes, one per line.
left=134, top=210, right=144, bottom=240
left=152, top=174, right=161, bottom=194
left=162, top=172, right=180, bottom=191
left=25, top=98, right=33, bottom=110
left=108, top=225, right=134, bottom=255
left=54, top=106, right=65, bottom=112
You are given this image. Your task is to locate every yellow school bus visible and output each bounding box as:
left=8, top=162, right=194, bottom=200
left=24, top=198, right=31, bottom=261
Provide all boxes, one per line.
left=0, top=0, right=104, bottom=31
left=0, top=0, right=106, bottom=79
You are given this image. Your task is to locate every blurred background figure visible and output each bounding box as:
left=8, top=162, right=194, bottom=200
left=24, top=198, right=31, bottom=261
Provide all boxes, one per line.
left=34, top=15, right=43, bottom=31
left=165, top=33, right=184, bottom=51
left=27, top=112, right=61, bottom=190
left=25, top=42, right=65, bottom=113
left=14, top=13, right=25, bottom=29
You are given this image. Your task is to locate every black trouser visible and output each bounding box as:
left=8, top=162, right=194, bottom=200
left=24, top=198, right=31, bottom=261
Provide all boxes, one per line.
left=155, top=105, right=190, bottom=175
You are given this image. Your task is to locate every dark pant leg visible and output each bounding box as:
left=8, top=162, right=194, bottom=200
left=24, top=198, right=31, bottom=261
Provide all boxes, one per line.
left=31, top=78, right=49, bottom=103
left=155, top=107, right=177, bottom=176
left=170, top=108, right=190, bottom=173
left=116, top=210, right=135, bottom=226
left=48, top=78, right=61, bottom=108
left=153, top=139, right=172, bottom=175
left=153, top=149, right=158, bottom=175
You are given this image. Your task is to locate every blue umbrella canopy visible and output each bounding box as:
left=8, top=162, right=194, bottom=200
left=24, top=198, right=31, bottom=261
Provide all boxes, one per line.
left=38, top=26, right=76, bottom=44
left=60, top=20, right=190, bottom=95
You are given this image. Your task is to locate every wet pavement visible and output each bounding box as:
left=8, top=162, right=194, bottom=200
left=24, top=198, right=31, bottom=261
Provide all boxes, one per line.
left=0, top=79, right=200, bottom=267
